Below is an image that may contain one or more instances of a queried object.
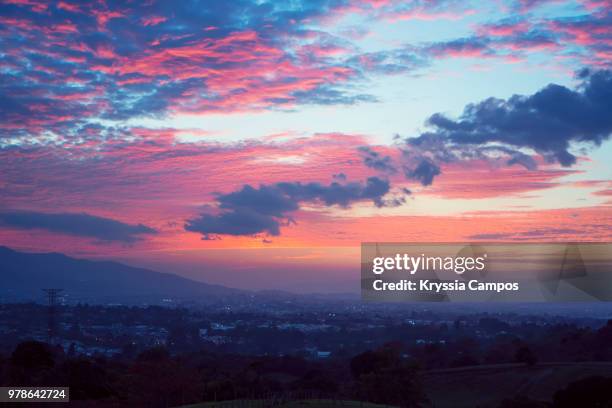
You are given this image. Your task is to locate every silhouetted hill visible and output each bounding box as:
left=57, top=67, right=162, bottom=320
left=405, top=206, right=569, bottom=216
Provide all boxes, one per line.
left=0, top=246, right=242, bottom=303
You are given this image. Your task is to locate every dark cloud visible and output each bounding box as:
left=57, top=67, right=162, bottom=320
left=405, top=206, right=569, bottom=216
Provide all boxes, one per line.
left=506, top=151, right=537, bottom=170
left=185, top=177, right=391, bottom=238
left=276, top=177, right=391, bottom=207
left=218, top=184, right=300, bottom=216
left=407, top=69, right=612, bottom=170
left=403, top=159, right=440, bottom=186
left=0, top=211, right=156, bottom=242
left=186, top=209, right=283, bottom=238
left=358, top=146, right=397, bottom=174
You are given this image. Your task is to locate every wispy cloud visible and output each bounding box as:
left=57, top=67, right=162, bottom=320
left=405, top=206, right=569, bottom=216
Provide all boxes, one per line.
left=0, top=211, right=156, bottom=242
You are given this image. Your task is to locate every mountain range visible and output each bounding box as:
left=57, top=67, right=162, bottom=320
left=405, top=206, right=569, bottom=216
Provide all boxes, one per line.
left=0, top=246, right=242, bottom=304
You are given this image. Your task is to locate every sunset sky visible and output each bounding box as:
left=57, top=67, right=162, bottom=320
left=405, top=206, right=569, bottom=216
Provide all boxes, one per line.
left=0, top=0, right=611, bottom=292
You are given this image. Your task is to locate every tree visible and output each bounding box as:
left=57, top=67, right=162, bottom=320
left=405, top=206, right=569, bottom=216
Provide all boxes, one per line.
left=10, top=341, right=54, bottom=370
left=60, top=358, right=115, bottom=400
left=129, top=347, right=203, bottom=407
left=351, top=342, right=403, bottom=378
left=515, top=346, right=537, bottom=366
left=354, top=365, right=426, bottom=408
left=9, top=341, right=56, bottom=386
left=351, top=344, right=427, bottom=407
left=293, top=369, right=338, bottom=395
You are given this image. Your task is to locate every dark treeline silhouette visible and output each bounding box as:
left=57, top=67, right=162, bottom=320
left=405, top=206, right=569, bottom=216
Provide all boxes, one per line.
left=2, top=327, right=612, bottom=408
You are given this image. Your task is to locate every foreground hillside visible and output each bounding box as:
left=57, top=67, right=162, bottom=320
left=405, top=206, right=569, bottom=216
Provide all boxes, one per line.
left=423, top=362, right=612, bottom=407
left=179, top=363, right=612, bottom=408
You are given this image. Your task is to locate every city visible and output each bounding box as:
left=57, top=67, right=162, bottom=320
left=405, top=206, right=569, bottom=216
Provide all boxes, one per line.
left=1, top=297, right=611, bottom=406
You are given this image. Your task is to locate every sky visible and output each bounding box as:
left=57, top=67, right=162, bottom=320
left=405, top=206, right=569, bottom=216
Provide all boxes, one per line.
left=0, top=0, right=611, bottom=293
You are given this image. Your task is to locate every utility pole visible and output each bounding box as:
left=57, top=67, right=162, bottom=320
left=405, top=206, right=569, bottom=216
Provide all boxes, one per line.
left=42, top=289, right=63, bottom=344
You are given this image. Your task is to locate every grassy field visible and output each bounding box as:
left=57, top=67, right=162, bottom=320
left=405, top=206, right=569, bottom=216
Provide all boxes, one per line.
left=422, top=362, right=612, bottom=408
left=179, top=362, right=612, bottom=408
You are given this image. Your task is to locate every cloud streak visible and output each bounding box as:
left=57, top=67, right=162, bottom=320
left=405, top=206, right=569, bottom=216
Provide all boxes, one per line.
left=0, top=211, right=156, bottom=242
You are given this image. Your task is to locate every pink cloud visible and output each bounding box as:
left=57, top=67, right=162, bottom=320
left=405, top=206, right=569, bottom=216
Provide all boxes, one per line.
left=477, top=21, right=531, bottom=37
left=417, top=159, right=579, bottom=199
left=141, top=15, right=167, bottom=26
left=3, top=0, right=47, bottom=13
left=91, top=9, right=125, bottom=28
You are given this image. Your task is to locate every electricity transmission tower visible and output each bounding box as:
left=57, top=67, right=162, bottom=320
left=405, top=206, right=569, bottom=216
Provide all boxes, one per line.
left=42, top=289, right=63, bottom=343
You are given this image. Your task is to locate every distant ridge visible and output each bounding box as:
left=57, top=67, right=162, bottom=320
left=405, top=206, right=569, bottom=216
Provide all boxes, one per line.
left=0, top=246, right=242, bottom=303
